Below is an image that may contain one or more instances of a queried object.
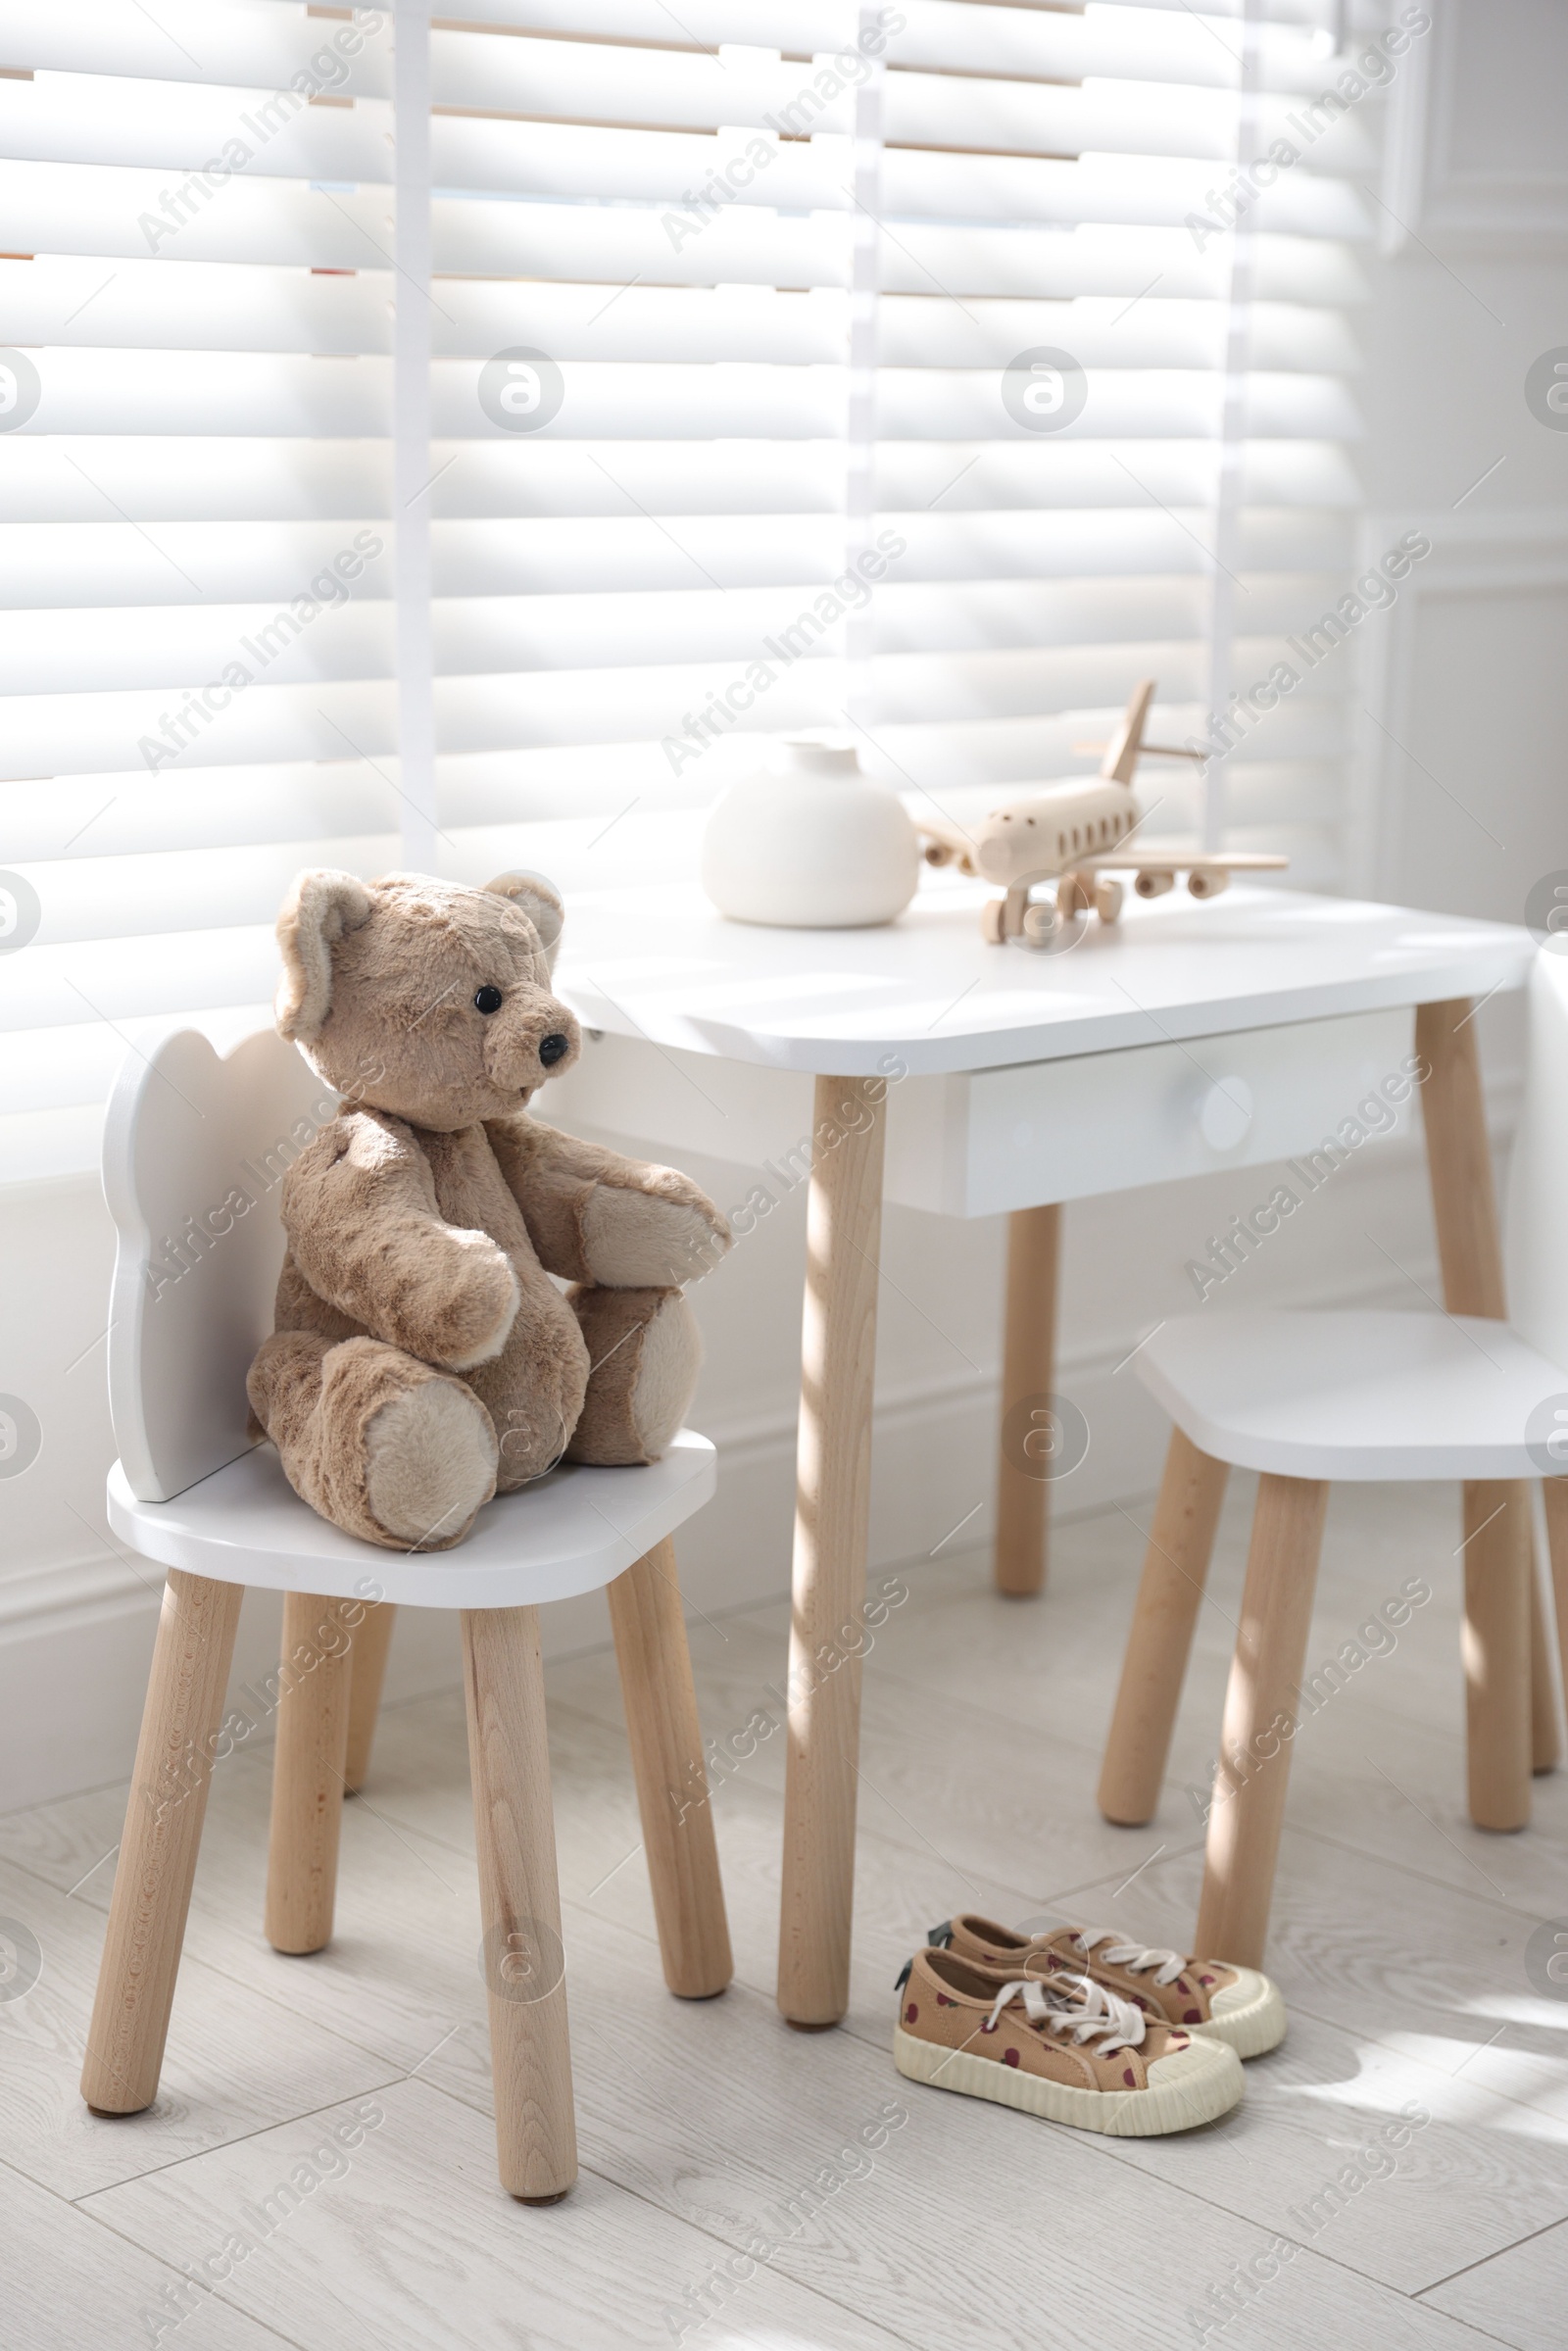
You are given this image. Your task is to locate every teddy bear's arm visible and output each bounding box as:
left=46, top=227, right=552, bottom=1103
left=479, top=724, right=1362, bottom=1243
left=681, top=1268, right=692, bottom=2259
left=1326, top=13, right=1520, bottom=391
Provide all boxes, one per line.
left=281, top=1112, right=521, bottom=1371
left=484, top=1115, right=731, bottom=1289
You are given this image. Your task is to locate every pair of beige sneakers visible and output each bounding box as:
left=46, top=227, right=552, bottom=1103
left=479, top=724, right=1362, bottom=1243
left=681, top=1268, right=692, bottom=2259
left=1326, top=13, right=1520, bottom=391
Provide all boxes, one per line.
left=893, top=1913, right=1286, bottom=2138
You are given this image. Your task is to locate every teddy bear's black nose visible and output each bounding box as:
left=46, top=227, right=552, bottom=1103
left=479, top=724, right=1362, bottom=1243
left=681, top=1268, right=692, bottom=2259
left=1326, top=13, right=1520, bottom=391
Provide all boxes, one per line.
left=538, top=1032, right=569, bottom=1067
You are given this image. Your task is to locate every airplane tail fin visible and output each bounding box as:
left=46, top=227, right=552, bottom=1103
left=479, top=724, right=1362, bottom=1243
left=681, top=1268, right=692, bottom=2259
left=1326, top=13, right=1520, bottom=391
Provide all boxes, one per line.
left=1099, top=677, right=1156, bottom=785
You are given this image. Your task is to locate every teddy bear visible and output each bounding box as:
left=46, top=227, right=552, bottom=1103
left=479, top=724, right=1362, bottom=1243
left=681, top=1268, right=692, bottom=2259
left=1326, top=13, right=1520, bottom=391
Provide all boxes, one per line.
left=245, top=867, right=730, bottom=1550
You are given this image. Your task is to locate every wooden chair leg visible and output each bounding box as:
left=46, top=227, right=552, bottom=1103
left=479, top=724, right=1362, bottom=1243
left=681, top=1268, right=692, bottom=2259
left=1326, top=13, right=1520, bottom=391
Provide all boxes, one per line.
left=778, top=1073, right=886, bottom=2029
left=1196, top=1474, right=1329, bottom=1970
left=1529, top=1546, right=1560, bottom=1774
left=462, top=1605, right=576, bottom=2202
left=608, top=1538, right=732, bottom=1999
left=265, top=1592, right=355, bottom=1955
left=1099, top=1429, right=1230, bottom=1826
left=1462, top=1482, right=1532, bottom=1832
left=81, top=1569, right=244, bottom=2114
left=1544, top=1480, right=1568, bottom=1722
left=344, top=1599, right=397, bottom=1792
left=994, top=1201, right=1062, bottom=1597
left=1415, top=1001, right=1543, bottom=1807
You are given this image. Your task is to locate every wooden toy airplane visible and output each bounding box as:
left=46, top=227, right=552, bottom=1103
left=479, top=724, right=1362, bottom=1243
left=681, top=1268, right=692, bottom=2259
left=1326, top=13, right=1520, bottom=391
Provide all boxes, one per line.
left=917, top=680, right=1288, bottom=947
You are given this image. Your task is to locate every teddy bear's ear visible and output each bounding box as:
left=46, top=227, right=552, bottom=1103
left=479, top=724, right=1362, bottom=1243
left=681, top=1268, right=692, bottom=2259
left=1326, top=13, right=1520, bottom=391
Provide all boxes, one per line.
left=274, top=869, right=373, bottom=1042
left=483, top=870, right=564, bottom=975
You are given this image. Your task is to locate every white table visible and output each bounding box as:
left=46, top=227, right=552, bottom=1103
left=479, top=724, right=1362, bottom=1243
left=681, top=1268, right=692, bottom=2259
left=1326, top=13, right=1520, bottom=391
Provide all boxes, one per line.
left=551, top=875, right=1541, bottom=2027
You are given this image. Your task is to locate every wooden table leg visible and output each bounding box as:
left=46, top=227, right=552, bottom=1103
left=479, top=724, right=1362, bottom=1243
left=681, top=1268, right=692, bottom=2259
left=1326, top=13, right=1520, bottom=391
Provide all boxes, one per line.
left=462, top=1605, right=576, bottom=2201
left=1196, top=1474, right=1329, bottom=1970
left=1531, top=1561, right=1560, bottom=1775
left=1417, top=999, right=1549, bottom=1813
left=1099, top=1428, right=1229, bottom=1826
left=1462, top=1483, right=1533, bottom=1829
left=266, top=1592, right=355, bottom=1955
left=344, top=1599, right=396, bottom=1793
left=609, top=1538, right=732, bottom=1999
left=777, top=1074, right=886, bottom=2029
left=81, top=1569, right=243, bottom=2114
left=994, top=1202, right=1062, bottom=1597
left=1544, top=1480, right=1568, bottom=1710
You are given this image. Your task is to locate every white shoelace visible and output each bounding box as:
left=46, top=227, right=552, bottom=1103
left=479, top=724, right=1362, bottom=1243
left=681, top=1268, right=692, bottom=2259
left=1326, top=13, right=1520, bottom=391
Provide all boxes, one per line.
left=983, top=1974, right=1147, bottom=2055
left=1069, top=1928, right=1187, bottom=1986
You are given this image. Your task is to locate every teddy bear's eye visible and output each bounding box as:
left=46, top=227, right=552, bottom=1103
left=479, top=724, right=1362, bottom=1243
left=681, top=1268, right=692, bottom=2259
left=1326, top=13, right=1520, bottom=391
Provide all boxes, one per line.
left=473, top=985, right=504, bottom=1015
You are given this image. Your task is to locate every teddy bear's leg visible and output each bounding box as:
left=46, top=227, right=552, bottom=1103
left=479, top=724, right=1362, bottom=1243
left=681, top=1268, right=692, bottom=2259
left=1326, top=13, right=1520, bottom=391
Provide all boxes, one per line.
left=248, top=1331, right=499, bottom=1550
left=564, top=1287, right=701, bottom=1466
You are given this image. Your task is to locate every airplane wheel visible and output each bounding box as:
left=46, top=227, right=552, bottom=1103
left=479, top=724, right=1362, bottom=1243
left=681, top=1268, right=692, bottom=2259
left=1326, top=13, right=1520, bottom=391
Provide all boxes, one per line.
left=1021, top=901, right=1065, bottom=949
left=1095, top=877, right=1124, bottom=924
left=981, top=895, right=1006, bottom=944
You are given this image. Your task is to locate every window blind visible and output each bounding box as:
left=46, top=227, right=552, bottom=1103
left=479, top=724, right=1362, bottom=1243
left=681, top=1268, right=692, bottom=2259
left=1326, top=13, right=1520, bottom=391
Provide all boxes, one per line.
left=0, top=0, right=1383, bottom=1181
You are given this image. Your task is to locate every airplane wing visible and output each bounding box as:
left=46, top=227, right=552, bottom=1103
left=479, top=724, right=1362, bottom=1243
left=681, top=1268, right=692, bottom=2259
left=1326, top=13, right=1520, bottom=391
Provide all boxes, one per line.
left=1077, top=847, right=1289, bottom=873
left=916, top=812, right=982, bottom=872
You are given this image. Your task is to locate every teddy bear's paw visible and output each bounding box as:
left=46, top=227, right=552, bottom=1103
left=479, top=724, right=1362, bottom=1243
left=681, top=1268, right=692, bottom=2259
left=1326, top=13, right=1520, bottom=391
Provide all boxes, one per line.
left=565, top=1287, right=701, bottom=1466
left=579, top=1184, right=731, bottom=1288
left=364, top=1372, right=499, bottom=1549
left=621, top=1290, right=702, bottom=1456
left=429, top=1238, right=523, bottom=1373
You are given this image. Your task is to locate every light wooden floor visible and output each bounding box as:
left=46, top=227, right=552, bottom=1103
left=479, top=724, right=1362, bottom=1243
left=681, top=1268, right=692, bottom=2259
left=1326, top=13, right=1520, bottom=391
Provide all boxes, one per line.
left=3, top=1475, right=1566, bottom=2350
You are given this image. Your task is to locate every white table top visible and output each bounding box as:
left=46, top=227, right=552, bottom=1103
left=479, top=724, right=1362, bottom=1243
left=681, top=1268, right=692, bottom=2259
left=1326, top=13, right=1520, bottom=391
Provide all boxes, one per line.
left=556, top=877, right=1534, bottom=1078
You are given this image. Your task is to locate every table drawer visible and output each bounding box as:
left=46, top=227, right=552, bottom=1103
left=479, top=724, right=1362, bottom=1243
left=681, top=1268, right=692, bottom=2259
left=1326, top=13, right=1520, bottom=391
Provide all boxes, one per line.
left=547, top=1006, right=1419, bottom=1222
left=883, top=1005, right=1418, bottom=1218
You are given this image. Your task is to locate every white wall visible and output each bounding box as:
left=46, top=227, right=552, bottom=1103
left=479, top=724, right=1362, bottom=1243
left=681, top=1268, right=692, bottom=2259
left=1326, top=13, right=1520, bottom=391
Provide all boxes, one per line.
left=3, top=0, right=1565, bottom=1810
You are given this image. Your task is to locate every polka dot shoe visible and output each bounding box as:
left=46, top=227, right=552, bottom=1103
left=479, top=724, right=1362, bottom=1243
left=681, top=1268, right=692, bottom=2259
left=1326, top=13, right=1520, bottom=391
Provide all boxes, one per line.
left=893, top=1947, right=1244, bottom=2136
left=930, top=1914, right=1286, bottom=2059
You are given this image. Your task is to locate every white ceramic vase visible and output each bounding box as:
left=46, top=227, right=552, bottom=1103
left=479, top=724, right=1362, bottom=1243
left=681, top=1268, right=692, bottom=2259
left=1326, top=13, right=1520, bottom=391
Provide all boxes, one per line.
left=700, top=740, right=920, bottom=928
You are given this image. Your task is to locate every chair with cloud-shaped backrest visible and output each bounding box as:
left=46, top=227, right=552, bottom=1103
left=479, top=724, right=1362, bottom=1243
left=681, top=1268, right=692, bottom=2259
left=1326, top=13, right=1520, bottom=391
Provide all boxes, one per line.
left=79, top=1024, right=731, bottom=2202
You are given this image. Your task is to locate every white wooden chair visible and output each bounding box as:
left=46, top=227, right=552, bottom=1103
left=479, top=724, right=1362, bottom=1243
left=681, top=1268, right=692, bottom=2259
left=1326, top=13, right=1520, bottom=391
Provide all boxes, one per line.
left=1098, top=950, right=1568, bottom=1968
left=79, top=1025, right=731, bottom=2202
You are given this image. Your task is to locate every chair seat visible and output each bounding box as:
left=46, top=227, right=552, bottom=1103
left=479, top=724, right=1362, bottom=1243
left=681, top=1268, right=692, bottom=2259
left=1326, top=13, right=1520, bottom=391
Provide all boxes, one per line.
left=107, top=1430, right=716, bottom=1608
left=1137, top=1310, right=1568, bottom=1481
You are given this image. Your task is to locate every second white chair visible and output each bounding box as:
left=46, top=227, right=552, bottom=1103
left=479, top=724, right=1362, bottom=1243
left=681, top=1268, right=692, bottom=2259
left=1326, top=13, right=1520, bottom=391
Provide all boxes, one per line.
left=1099, top=952, right=1568, bottom=1965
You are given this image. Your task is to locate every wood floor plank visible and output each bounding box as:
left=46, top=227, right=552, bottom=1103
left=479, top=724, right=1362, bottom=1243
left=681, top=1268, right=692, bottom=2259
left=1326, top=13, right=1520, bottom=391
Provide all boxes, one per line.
left=1057, top=1999, right=1568, bottom=2297
left=1423, top=2216, right=1568, bottom=2349
left=83, top=2077, right=911, bottom=2351
left=1258, top=1709, right=1568, bottom=1913
left=0, top=1853, right=397, bottom=2199
left=1, top=2158, right=293, bottom=2350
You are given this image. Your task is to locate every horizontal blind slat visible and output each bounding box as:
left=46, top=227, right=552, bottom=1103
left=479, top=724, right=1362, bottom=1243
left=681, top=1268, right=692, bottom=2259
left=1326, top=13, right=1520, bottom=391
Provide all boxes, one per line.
left=0, top=435, right=1361, bottom=521
left=0, top=75, right=392, bottom=177
left=0, top=261, right=1365, bottom=375
left=0, top=501, right=1355, bottom=605
left=0, top=347, right=1362, bottom=441
left=3, top=548, right=1375, bottom=688
left=0, top=0, right=394, bottom=94
left=0, top=760, right=394, bottom=858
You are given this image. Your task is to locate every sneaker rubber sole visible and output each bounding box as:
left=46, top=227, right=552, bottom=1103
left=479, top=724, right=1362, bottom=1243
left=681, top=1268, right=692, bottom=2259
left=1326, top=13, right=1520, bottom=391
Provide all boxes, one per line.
left=1192, top=1973, right=1287, bottom=2060
left=892, top=2023, right=1244, bottom=2136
